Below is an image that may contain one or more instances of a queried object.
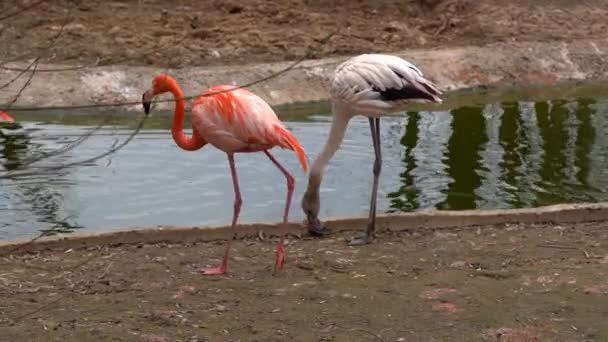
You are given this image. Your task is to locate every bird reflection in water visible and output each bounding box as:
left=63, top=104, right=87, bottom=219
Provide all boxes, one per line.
left=1, top=118, right=81, bottom=237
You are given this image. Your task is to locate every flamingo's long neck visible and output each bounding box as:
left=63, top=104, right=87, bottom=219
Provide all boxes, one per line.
left=307, top=104, right=351, bottom=194
left=167, top=79, right=207, bottom=151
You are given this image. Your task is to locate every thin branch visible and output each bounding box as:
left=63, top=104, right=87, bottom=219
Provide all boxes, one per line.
left=1, top=115, right=148, bottom=179
left=14, top=122, right=107, bottom=170
left=332, top=323, right=386, bottom=342
left=0, top=3, right=113, bottom=170
left=9, top=253, right=98, bottom=322
left=3, top=58, right=40, bottom=109
left=0, top=25, right=187, bottom=71
left=0, top=3, right=71, bottom=93
left=0, top=180, right=75, bottom=186
left=0, top=2, right=71, bottom=67
left=536, top=243, right=579, bottom=250
left=0, top=57, right=100, bottom=73
left=0, top=58, right=39, bottom=91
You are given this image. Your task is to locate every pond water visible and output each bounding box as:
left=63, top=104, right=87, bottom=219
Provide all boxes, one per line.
left=1, top=84, right=608, bottom=240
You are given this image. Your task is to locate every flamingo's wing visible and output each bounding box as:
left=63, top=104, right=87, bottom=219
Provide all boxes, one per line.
left=331, top=54, right=442, bottom=115
left=193, top=86, right=280, bottom=143
left=193, top=86, right=307, bottom=170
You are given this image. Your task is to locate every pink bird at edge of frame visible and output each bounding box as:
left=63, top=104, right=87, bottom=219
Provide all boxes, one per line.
left=141, top=74, right=308, bottom=276
left=0, top=111, right=20, bottom=130
left=0, top=111, right=14, bottom=123
left=0, top=110, right=15, bottom=123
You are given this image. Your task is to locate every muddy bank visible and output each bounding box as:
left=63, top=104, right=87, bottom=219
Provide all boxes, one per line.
left=1, top=220, right=607, bottom=341
left=2, top=39, right=608, bottom=112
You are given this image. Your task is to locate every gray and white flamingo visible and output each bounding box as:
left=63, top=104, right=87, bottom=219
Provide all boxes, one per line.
left=301, top=54, right=443, bottom=245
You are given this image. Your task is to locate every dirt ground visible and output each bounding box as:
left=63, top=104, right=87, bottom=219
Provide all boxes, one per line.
left=1, top=222, right=607, bottom=341
left=1, top=0, right=608, bottom=67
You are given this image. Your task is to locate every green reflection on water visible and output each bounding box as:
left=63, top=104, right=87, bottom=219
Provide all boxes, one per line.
left=442, top=105, right=487, bottom=210
left=387, top=94, right=608, bottom=213
left=0, top=129, right=81, bottom=235
left=388, top=111, right=419, bottom=211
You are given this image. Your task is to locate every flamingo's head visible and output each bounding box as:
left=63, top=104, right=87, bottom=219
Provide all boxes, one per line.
left=142, top=74, right=174, bottom=115
left=301, top=174, right=321, bottom=222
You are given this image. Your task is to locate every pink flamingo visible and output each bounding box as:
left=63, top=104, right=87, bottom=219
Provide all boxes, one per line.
left=0, top=111, right=15, bottom=123
left=142, top=75, right=308, bottom=275
left=0, top=111, right=19, bottom=129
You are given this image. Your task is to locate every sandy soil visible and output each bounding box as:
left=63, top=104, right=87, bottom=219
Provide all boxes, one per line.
left=1, top=222, right=607, bottom=341
left=1, top=0, right=608, bottom=67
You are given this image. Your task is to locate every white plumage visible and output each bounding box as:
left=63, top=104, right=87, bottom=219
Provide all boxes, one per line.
left=330, top=54, right=442, bottom=116
left=302, top=54, right=443, bottom=245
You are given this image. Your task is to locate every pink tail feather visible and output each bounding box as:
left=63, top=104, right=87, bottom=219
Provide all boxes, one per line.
left=274, top=125, right=308, bottom=172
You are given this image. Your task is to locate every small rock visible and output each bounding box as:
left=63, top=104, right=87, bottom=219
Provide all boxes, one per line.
left=141, top=333, right=171, bottom=342
left=227, top=5, right=244, bottom=14
left=271, top=308, right=281, bottom=313
left=419, top=288, right=457, bottom=300
left=210, top=50, right=221, bottom=58
left=584, top=285, right=608, bottom=296
left=431, top=302, right=461, bottom=314
left=111, top=3, right=128, bottom=9
left=450, top=261, right=466, bottom=268
left=114, top=36, right=134, bottom=44
left=65, top=23, right=86, bottom=37
left=383, top=21, right=408, bottom=33
left=213, top=304, right=227, bottom=312
left=108, top=26, right=121, bottom=36
left=144, top=55, right=156, bottom=65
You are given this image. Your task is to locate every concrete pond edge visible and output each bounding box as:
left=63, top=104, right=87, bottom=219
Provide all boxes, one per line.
left=2, top=202, right=608, bottom=254
left=1, top=38, right=608, bottom=111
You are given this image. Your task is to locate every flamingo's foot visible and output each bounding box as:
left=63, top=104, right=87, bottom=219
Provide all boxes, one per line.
left=307, top=217, right=331, bottom=237
left=199, top=265, right=227, bottom=276
left=274, top=243, right=285, bottom=273
left=347, top=230, right=373, bottom=246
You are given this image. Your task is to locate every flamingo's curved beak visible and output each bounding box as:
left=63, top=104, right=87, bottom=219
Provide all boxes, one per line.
left=142, top=89, right=153, bottom=115
left=142, top=94, right=151, bottom=114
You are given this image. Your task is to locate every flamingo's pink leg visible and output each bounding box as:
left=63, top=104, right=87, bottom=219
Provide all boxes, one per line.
left=264, top=150, right=294, bottom=273
left=200, top=153, right=242, bottom=275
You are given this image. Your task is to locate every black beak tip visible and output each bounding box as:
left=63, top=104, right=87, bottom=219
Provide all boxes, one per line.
left=142, top=94, right=150, bottom=115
